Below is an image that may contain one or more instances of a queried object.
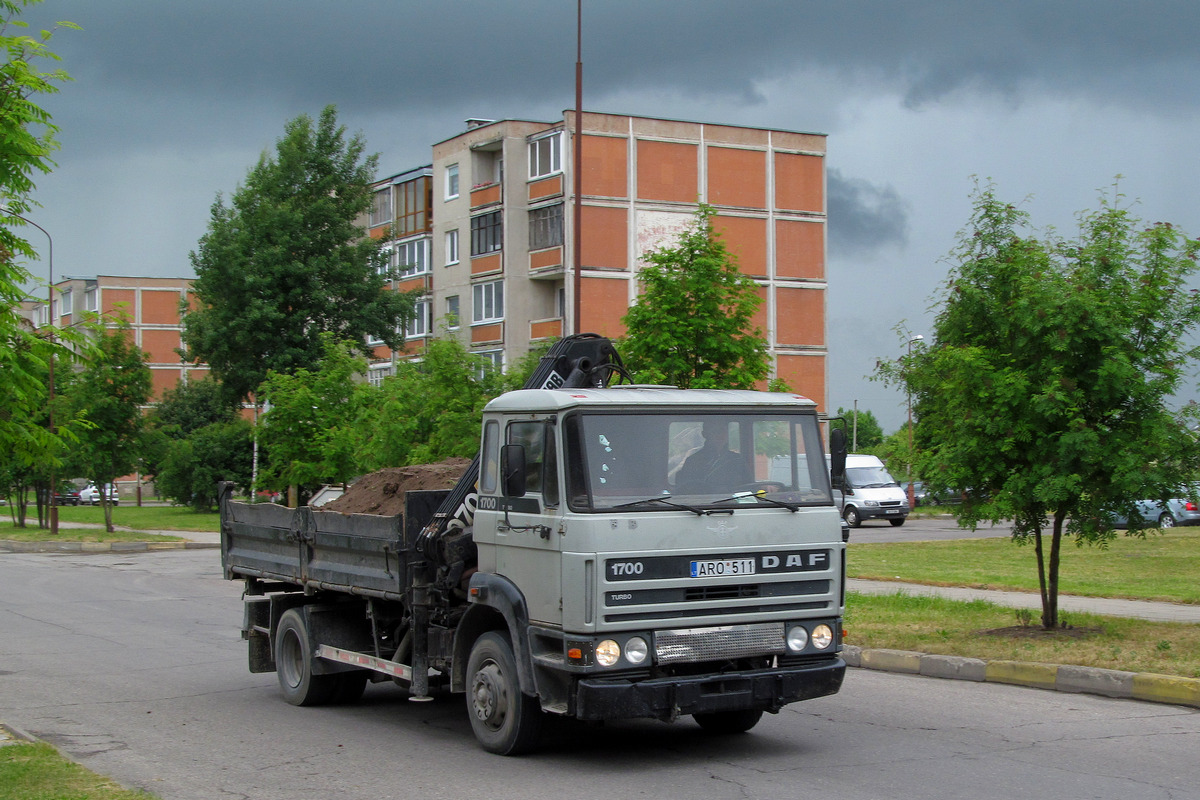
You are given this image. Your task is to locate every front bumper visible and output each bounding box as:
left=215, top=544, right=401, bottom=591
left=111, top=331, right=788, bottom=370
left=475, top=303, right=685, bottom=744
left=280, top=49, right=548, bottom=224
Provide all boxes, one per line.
left=572, top=656, right=845, bottom=721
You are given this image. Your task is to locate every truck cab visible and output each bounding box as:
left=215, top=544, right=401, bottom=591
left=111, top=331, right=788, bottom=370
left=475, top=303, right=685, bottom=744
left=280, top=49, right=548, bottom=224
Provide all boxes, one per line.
left=467, top=387, right=845, bottom=735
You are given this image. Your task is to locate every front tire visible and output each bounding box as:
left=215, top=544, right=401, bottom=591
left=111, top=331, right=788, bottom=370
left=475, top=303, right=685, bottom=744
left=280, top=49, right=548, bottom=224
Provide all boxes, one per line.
left=843, top=506, right=861, bottom=528
left=275, top=609, right=337, bottom=706
left=694, top=708, right=764, bottom=734
left=889, top=517, right=905, bottom=527
left=466, top=631, right=542, bottom=755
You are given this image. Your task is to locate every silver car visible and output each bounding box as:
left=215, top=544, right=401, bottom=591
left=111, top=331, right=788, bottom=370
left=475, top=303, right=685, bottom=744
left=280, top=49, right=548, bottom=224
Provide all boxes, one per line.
left=1111, top=491, right=1200, bottom=528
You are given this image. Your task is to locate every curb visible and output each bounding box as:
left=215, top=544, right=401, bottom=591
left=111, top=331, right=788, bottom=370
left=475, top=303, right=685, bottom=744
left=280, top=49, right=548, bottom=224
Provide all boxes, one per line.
left=844, top=645, right=1200, bottom=709
left=0, top=721, right=36, bottom=747
left=0, top=539, right=219, bottom=553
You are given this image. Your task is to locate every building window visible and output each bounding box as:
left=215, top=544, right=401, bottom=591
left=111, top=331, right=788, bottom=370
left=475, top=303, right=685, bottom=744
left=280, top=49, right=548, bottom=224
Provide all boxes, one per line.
left=557, top=286, right=566, bottom=318
left=368, top=365, right=394, bottom=388
left=529, top=203, right=563, bottom=250
left=84, top=288, right=97, bottom=312
left=445, top=229, right=459, bottom=265
left=370, top=187, right=392, bottom=227
left=406, top=298, right=431, bottom=339
left=377, top=244, right=394, bottom=277
left=474, top=349, right=504, bottom=379
left=446, top=295, right=460, bottom=329
left=446, top=164, right=459, bottom=199
left=471, top=210, right=502, bottom=256
left=473, top=279, right=504, bottom=323
left=394, top=175, right=431, bottom=237
left=396, top=238, right=430, bottom=278
left=529, top=131, right=562, bottom=179
left=60, top=289, right=72, bottom=316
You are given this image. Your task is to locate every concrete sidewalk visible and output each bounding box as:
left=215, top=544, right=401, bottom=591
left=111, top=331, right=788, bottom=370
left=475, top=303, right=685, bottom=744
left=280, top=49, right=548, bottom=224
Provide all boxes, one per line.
left=848, top=578, right=1200, bottom=623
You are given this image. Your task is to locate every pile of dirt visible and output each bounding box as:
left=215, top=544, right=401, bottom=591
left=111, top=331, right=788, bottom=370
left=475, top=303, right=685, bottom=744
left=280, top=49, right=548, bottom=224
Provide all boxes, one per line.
left=322, top=458, right=471, bottom=517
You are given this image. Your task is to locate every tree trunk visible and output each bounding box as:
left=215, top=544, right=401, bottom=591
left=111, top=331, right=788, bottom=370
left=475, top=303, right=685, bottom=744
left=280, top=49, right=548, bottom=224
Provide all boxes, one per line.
left=1033, top=526, right=1048, bottom=624
left=1042, top=509, right=1066, bottom=629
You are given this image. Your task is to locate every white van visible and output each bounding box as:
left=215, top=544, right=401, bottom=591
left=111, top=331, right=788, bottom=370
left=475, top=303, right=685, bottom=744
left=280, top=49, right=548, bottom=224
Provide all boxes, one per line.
left=832, top=454, right=908, bottom=527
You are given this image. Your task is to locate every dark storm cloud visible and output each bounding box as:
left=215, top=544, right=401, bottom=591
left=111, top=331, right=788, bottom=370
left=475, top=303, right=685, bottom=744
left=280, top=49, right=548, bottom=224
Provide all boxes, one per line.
left=827, top=169, right=908, bottom=257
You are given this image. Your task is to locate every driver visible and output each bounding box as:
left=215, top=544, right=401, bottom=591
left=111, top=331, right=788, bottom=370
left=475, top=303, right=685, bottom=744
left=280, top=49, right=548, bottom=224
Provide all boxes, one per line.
left=675, top=420, right=753, bottom=492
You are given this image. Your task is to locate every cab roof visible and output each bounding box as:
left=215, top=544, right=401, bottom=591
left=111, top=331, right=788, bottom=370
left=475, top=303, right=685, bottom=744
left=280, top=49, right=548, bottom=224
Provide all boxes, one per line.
left=484, top=386, right=818, bottom=414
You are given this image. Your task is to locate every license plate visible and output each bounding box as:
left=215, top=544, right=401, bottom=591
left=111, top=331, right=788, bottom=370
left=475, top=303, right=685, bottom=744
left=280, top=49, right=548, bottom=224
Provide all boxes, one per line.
left=690, top=559, right=756, bottom=577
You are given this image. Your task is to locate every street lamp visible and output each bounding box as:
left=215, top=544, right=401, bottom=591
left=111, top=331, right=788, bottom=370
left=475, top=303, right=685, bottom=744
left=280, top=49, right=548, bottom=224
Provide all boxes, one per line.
left=906, top=334, right=924, bottom=509
left=2, top=208, right=57, bottom=535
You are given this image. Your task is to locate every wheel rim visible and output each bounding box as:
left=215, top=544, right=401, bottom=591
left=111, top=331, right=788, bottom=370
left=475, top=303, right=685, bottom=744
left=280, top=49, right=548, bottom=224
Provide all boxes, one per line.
left=471, top=660, right=510, bottom=732
left=278, top=628, right=304, bottom=690
left=1161, top=514, right=1176, bottom=528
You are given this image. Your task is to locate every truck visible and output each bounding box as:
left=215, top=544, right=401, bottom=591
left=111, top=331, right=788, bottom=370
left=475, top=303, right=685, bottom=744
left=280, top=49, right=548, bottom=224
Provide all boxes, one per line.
left=220, top=334, right=849, bottom=755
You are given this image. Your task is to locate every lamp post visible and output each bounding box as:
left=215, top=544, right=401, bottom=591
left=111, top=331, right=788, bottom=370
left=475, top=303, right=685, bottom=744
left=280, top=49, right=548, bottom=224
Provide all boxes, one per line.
left=906, top=335, right=923, bottom=509
left=2, top=208, right=57, bottom=535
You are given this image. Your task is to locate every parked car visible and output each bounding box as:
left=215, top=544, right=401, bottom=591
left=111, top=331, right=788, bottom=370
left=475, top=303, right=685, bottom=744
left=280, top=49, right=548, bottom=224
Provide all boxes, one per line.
left=78, top=483, right=119, bottom=506
left=1111, top=492, right=1200, bottom=529
left=53, top=486, right=81, bottom=506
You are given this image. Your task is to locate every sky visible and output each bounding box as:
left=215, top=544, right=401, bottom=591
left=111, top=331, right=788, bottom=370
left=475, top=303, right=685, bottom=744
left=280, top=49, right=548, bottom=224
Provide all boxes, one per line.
left=13, top=0, right=1200, bottom=432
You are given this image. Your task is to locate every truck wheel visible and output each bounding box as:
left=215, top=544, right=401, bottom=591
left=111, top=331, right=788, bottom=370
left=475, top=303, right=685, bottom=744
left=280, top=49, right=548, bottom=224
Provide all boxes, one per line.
left=843, top=506, right=861, bottom=528
left=466, top=631, right=542, bottom=755
left=694, top=708, right=764, bottom=734
left=889, top=517, right=905, bottom=527
left=275, top=609, right=336, bottom=706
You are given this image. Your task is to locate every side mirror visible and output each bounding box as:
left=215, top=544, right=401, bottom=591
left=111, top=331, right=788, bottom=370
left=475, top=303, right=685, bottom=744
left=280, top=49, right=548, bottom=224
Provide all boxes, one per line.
left=501, top=444, right=527, bottom=498
left=829, top=427, right=847, bottom=489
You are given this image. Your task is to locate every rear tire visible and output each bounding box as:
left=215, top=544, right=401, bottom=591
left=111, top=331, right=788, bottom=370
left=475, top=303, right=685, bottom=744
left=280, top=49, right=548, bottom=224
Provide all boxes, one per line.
left=331, top=671, right=369, bottom=704
left=275, top=609, right=337, bottom=706
left=694, top=708, right=764, bottom=734
left=466, top=631, right=542, bottom=755
left=1159, top=512, right=1176, bottom=528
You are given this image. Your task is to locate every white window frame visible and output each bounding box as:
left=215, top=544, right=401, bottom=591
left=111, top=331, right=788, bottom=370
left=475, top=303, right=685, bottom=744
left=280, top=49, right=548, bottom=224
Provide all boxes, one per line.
left=367, top=365, right=394, bottom=388
left=472, top=279, right=504, bottom=324
left=396, top=237, right=430, bottom=278
left=474, top=349, right=504, bottom=379
left=446, top=295, right=460, bottom=330
left=84, top=288, right=98, bottom=312
left=445, top=229, right=459, bottom=265
left=60, top=289, right=72, bottom=316
left=446, top=164, right=460, bottom=200
left=406, top=298, right=431, bottom=340
left=529, top=131, right=563, bottom=179
left=377, top=243, right=394, bottom=277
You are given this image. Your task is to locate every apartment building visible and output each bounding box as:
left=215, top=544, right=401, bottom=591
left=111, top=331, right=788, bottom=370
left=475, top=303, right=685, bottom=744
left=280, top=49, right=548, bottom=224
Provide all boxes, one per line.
left=368, top=111, right=828, bottom=408
left=24, top=275, right=202, bottom=400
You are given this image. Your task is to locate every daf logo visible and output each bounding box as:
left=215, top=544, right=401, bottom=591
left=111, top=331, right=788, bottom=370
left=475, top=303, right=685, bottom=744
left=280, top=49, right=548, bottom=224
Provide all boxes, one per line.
left=706, top=520, right=738, bottom=538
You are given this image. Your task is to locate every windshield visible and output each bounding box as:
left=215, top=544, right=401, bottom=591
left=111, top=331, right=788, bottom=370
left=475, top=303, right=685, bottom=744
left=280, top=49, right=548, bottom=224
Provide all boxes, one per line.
left=564, top=410, right=832, bottom=511
left=845, top=466, right=898, bottom=488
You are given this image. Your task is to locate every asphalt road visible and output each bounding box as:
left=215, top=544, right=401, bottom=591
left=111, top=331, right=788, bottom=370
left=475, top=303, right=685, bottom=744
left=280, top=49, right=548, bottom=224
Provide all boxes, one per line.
left=3, top=549, right=1200, bottom=800
left=846, top=513, right=1014, bottom=542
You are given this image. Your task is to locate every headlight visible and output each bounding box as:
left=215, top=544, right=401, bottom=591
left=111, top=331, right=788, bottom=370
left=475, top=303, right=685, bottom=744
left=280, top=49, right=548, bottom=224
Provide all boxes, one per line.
left=811, top=624, right=834, bottom=650
left=625, top=636, right=649, bottom=665
left=596, top=639, right=621, bottom=667
left=864, top=500, right=879, bottom=507
left=786, top=625, right=809, bottom=652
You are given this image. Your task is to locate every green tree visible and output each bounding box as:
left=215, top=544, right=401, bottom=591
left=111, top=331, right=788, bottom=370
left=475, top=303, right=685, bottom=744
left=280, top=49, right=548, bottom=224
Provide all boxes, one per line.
left=836, top=406, right=884, bottom=450
left=257, top=334, right=372, bottom=494
left=155, top=418, right=253, bottom=511
left=145, top=377, right=249, bottom=508
left=181, top=105, right=415, bottom=404
left=64, top=324, right=152, bottom=531
left=352, top=337, right=506, bottom=471
left=0, top=1, right=80, bottom=520
left=881, top=183, right=1200, bottom=628
left=620, top=204, right=770, bottom=389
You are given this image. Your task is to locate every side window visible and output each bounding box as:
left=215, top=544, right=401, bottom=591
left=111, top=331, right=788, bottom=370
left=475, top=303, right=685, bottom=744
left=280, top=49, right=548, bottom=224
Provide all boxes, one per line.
left=507, top=421, right=546, bottom=496
left=480, top=420, right=500, bottom=494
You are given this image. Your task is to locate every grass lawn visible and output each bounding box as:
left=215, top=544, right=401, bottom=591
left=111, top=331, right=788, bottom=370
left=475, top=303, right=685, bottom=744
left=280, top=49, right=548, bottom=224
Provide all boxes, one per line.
left=0, top=741, right=155, bottom=800
left=846, top=591, right=1200, bottom=679
left=0, top=505, right=219, bottom=538
left=848, top=527, right=1200, bottom=605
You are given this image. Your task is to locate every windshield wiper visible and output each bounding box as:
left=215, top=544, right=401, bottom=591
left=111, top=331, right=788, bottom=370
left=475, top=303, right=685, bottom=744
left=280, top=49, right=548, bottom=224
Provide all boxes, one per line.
left=714, top=492, right=800, bottom=512
left=612, top=495, right=707, bottom=516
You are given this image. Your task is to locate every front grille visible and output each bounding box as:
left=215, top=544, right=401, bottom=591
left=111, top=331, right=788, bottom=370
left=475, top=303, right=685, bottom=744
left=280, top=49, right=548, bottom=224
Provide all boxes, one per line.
left=684, top=584, right=759, bottom=601
left=655, top=622, right=784, bottom=664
